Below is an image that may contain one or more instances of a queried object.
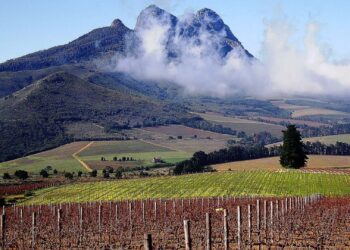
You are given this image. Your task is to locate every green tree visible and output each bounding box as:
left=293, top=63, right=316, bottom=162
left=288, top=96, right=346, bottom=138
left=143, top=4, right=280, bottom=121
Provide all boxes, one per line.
left=14, top=170, right=29, bottom=180
left=280, top=125, right=308, bottom=169
left=3, top=173, right=11, bottom=179
left=90, top=169, right=98, bottom=177
left=40, top=169, right=49, bottom=178
left=64, top=172, right=74, bottom=179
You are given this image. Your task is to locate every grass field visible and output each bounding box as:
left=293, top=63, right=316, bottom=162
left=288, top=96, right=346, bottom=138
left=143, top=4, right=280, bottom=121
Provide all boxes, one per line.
left=291, top=108, right=349, bottom=118
left=77, top=140, right=191, bottom=169
left=303, top=134, right=350, bottom=144
left=268, top=134, right=350, bottom=148
left=0, top=142, right=90, bottom=174
left=194, top=112, right=284, bottom=137
left=214, top=155, right=350, bottom=171
left=142, top=125, right=232, bottom=139
left=22, top=170, right=350, bottom=204
left=255, top=116, right=328, bottom=127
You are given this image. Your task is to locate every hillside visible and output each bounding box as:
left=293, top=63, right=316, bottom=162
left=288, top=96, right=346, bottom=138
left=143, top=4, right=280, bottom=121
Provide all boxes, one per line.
left=0, top=72, right=191, bottom=161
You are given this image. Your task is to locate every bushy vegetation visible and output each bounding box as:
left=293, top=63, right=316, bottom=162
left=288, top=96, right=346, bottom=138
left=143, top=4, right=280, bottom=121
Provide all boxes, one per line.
left=14, top=170, right=29, bottom=180
left=174, top=144, right=269, bottom=175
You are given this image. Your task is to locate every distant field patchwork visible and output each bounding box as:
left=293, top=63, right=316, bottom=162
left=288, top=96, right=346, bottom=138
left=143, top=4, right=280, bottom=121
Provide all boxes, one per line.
left=213, top=155, right=350, bottom=171
left=22, top=170, right=350, bottom=204
left=194, top=112, right=284, bottom=137
left=0, top=142, right=90, bottom=174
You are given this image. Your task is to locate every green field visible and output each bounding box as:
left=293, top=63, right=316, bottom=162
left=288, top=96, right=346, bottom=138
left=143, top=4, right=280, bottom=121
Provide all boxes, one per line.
left=0, top=142, right=89, bottom=174
left=303, top=134, right=350, bottom=144
left=194, top=112, right=284, bottom=137
left=22, top=170, right=350, bottom=204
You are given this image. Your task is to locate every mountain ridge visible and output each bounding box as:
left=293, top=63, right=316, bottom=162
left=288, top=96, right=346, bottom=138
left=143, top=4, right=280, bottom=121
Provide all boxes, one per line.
left=0, top=5, right=252, bottom=73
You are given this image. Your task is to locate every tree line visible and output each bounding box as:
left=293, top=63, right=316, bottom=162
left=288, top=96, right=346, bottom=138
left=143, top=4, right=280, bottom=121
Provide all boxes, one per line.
left=174, top=144, right=270, bottom=175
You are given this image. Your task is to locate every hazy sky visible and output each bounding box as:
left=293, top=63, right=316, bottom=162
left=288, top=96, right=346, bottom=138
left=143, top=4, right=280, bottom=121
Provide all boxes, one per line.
left=1, top=0, right=350, bottom=63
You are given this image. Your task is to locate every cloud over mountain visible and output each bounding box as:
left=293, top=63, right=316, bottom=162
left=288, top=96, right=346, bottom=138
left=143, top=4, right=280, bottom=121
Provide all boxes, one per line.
left=111, top=5, right=350, bottom=98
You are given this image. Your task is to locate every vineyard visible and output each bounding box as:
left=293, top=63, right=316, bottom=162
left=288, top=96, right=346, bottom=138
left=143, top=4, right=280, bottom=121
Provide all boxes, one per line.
left=1, top=195, right=349, bottom=249
left=22, top=171, right=350, bottom=205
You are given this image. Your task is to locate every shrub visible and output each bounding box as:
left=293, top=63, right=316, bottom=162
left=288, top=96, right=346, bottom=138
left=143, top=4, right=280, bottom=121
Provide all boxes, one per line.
left=90, top=169, right=97, bottom=177
left=64, top=172, right=74, bottom=179
left=3, top=173, right=11, bottom=179
left=40, top=169, right=49, bottom=178
left=14, top=170, right=29, bottom=180
left=77, top=171, right=83, bottom=177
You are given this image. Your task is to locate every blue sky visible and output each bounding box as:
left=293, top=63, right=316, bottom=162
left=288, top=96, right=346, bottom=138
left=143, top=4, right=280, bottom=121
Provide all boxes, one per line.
left=1, top=0, right=350, bottom=63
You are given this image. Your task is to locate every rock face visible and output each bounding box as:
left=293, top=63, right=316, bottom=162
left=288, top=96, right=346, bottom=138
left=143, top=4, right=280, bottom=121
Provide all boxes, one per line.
left=0, top=4, right=253, bottom=72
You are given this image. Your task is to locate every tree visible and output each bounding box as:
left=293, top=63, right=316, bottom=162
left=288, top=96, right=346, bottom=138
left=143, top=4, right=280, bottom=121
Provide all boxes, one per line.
left=280, top=125, right=308, bottom=169
left=90, top=169, right=98, bottom=177
left=40, top=169, right=49, bottom=178
left=45, top=165, right=52, bottom=172
left=3, top=173, right=11, bottom=179
left=64, top=172, right=74, bottom=179
left=14, top=170, right=28, bottom=180
left=115, top=167, right=123, bottom=179
left=53, top=169, right=58, bottom=174
left=77, top=171, right=83, bottom=177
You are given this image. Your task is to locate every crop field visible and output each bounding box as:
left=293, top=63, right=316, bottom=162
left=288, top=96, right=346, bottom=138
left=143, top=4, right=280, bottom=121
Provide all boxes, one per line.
left=291, top=108, right=350, bottom=118
left=2, top=196, right=349, bottom=249
left=214, top=155, right=350, bottom=171
left=77, top=140, right=191, bottom=169
left=0, top=142, right=90, bottom=174
left=65, top=122, right=124, bottom=140
left=254, top=116, right=328, bottom=127
left=194, top=112, right=284, bottom=137
left=21, top=171, right=350, bottom=205
left=303, top=134, right=350, bottom=144
left=142, top=125, right=232, bottom=139
left=268, top=134, right=350, bottom=148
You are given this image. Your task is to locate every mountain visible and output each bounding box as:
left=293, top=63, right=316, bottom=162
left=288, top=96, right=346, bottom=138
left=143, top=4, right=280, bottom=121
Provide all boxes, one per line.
left=0, top=19, right=131, bottom=72
left=0, top=5, right=252, bottom=74
left=0, top=72, right=191, bottom=161
left=0, top=5, right=275, bottom=162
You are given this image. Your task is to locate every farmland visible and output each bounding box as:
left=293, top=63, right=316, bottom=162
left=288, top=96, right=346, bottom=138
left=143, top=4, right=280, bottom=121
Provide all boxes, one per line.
left=214, top=155, right=350, bottom=171
left=2, top=196, right=350, bottom=249
left=0, top=142, right=90, bottom=174
left=0, top=125, right=233, bottom=174
left=193, top=112, right=285, bottom=137
left=22, top=171, right=350, bottom=205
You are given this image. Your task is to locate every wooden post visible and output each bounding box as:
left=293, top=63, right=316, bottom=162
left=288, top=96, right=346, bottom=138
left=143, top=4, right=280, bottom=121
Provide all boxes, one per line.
left=20, top=208, right=23, bottom=225
left=184, top=220, right=191, bottom=250
left=115, top=204, right=118, bottom=224
left=57, top=208, right=62, bottom=233
left=263, top=200, right=267, bottom=229
left=1, top=214, right=5, bottom=249
left=154, top=201, right=157, bottom=219
left=142, top=202, right=145, bottom=223
left=248, top=204, right=252, bottom=247
left=32, top=212, right=36, bottom=248
left=129, top=202, right=132, bottom=225
left=79, top=206, right=83, bottom=232
left=143, top=234, right=152, bottom=250
left=237, top=206, right=242, bottom=249
left=270, top=201, right=273, bottom=244
left=256, top=200, right=260, bottom=231
left=223, top=209, right=228, bottom=250
left=173, top=200, right=176, bottom=214
left=205, top=213, right=211, bottom=250
left=98, top=204, right=102, bottom=233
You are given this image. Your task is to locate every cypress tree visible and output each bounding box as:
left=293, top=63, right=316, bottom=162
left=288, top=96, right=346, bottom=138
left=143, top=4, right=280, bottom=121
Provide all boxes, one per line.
left=280, top=125, right=308, bottom=168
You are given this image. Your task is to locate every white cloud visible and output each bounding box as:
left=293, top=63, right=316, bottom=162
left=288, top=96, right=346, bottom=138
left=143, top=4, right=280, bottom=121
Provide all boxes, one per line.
left=109, top=9, right=350, bottom=98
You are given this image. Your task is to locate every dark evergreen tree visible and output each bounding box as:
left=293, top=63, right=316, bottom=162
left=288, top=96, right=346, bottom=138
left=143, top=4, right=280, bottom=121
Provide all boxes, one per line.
left=280, top=125, right=308, bottom=169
